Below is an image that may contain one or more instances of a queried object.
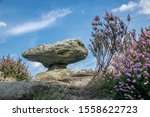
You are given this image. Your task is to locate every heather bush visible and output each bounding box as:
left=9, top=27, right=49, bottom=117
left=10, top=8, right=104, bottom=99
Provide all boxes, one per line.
left=89, top=12, right=135, bottom=74
left=89, top=12, right=135, bottom=99
left=0, top=55, right=31, bottom=81
left=113, top=27, right=150, bottom=99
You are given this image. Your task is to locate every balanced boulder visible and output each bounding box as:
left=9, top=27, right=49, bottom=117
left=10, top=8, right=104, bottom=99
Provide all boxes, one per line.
left=22, top=39, right=88, bottom=69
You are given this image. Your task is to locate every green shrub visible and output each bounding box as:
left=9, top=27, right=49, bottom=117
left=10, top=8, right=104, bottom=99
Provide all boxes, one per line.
left=0, top=55, right=31, bottom=81
left=86, top=70, right=116, bottom=99
left=31, top=84, right=63, bottom=100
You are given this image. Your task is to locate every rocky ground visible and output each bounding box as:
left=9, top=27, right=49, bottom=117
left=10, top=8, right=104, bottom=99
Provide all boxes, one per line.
left=0, top=69, right=99, bottom=100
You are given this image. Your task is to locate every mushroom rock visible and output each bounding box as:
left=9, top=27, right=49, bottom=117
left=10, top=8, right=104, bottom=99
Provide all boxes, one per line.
left=22, top=38, right=88, bottom=70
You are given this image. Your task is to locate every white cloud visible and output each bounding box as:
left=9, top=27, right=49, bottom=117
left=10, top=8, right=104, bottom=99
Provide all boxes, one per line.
left=112, top=0, right=150, bottom=15
left=29, top=61, right=46, bottom=70
left=112, top=1, right=138, bottom=12
left=6, top=8, right=72, bottom=36
left=138, top=0, right=150, bottom=15
left=0, top=21, right=7, bottom=28
left=28, top=61, right=47, bottom=76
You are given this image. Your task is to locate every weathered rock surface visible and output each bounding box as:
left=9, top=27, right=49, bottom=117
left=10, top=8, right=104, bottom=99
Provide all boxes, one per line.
left=0, top=81, right=64, bottom=100
left=22, top=39, right=88, bottom=69
left=33, top=69, right=95, bottom=87
left=0, top=81, right=88, bottom=100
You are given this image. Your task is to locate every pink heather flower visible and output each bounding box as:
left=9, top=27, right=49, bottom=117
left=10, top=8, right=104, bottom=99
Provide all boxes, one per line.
left=114, top=65, right=120, bottom=71
left=105, top=12, right=114, bottom=20
left=143, top=71, right=149, bottom=76
left=144, top=63, right=150, bottom=69
left=134, top=62, right=142, bottom=68
left=94, top=16, right=100, bottom=21
left=92, top=21, right=99, bottom=26
left=127, top=14, right=131, bottom=22
left=145, top=31, right=150, bottom=38
left=145, top=58, right=150, bottom=63
left=146, top=40, right=150, bottom=45
left=123, top=69, right=130, bottom=73
left=133, top=68, right=141, bottom=73
left=145, top=53, right=150, bottom=58
left=124, top=72, right=131, bottom=77
left=115, top=74, right=121, bottom=79
left=119, top=20, right=125, bottom=29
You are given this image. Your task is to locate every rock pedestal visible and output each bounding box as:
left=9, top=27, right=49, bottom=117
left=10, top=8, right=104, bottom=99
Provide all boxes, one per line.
left=22, top=38, right=92, bottom=87
left=33, top=68, right=95, bottom=87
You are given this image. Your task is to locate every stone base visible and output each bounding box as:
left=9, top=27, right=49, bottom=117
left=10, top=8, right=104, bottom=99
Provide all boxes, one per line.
left=33, top=68, right=95, bottom=87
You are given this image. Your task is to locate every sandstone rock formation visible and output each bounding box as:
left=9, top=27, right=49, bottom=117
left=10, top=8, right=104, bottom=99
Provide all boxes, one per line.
left=22, top=38, right=94, bottom=88
left=33, top=69, right=95, bottom=87
left=22, top=39, right=88, bottom=69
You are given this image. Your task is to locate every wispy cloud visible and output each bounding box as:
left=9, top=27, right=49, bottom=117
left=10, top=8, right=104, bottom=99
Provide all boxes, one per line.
left=112, top=0, right=150, bottom=15
left=0, top=21, right=7, bottom=28
left=112, top=1, right=138, bottom=12
left=138, top=0, right=150, bottom=15
left=6, top=8, right=72, bottom=36
left=29, top=61, right=44, bottom=69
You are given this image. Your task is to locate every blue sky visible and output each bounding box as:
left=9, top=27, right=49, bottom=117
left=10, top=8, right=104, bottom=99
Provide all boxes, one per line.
left=0, top=0, right=150, bottom=76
